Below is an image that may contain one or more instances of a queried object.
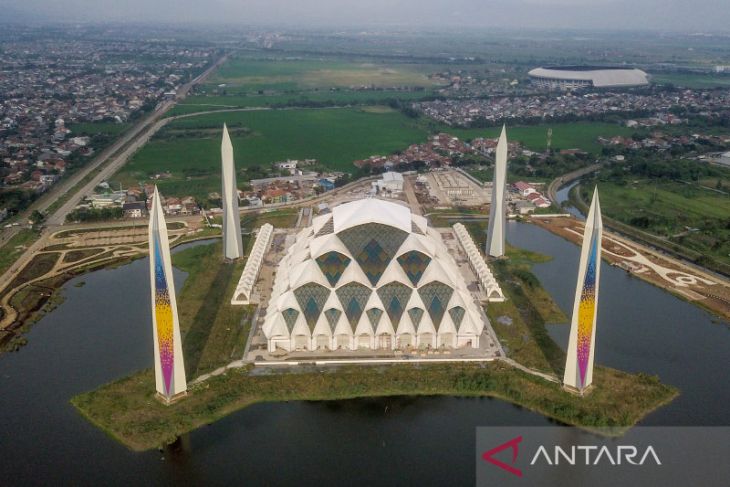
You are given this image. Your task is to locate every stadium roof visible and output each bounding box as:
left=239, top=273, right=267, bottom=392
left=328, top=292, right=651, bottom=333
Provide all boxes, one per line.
left=528, top=67, right=649, bottom=88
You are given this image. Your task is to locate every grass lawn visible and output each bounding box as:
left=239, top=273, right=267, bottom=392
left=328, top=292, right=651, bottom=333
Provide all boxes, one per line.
left=650, top=73, right=730, bottom=89
left=0, top=229, right=40, bottom=277
left=172, top=240, right=252, bottom=377
left=206, top=58, right=440, bottom=92
left=588, top=180, right=730, bottom=266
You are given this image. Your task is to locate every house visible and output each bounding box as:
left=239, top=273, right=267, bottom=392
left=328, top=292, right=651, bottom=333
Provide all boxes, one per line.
left=318, top=178, right=335, bottom=192
left=514, top=200, right=536, bottom=215
left=514, top=181, right=537, bottom=197
left=375, top=171, right=404, bottom=193
left=122, top=201, right=147, bottom=218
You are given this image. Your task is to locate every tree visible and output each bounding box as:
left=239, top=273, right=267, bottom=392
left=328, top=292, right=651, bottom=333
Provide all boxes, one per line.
left=30, top=210, right=44, bottom=225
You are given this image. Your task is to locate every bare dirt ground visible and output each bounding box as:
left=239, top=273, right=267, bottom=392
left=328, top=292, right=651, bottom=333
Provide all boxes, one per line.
left=531, top=216, right=730, bottom=320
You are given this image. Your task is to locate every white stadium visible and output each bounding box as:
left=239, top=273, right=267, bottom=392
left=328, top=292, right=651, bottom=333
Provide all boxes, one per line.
left=261, top=198, right=500, bottom=353
left=528, top=66, right=650, bottom=90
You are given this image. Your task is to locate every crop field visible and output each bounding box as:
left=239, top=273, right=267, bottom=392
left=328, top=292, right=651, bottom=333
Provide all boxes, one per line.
left=169, top=90, right=436, bottom=115
left=114, top=107, right=428, bottom=199
left=446, top=122, right=632, bottom=154
left=115, top=103, right=638, bottom=201
left=205, top=58, right=441, bottom=92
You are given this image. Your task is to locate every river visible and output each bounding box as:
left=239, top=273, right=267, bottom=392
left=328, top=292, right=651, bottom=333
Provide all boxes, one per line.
left=0, top=221, right=728, bottom=485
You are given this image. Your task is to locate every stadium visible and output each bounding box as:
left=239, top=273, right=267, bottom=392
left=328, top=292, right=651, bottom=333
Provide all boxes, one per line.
left=528, top=66, right=650, bottom=90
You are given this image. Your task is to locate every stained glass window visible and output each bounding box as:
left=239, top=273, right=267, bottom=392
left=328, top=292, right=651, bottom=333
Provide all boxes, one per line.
left=449, top=306, right=465, bottom=328
left=324, top=308, right=342, bottom=333
left=397, top=250, right=431, bottom=286
left=418, top=281, right=454, bottom=330
left=316, top=251, right=351, bottom=286
left=338, top=223, right=408, bottom=286
left=282, top=308, right=300, bottom=333
left=315, top=217, right=334, bottom=237
left=366, top=308, right=383, bottom=329
left=293, top=283, right=330, bottom=330
left=408, top=307, right=424, bottom=328
left=336, top=282, right=372, bottom=329
left=377, top=281, right=412, bottom=326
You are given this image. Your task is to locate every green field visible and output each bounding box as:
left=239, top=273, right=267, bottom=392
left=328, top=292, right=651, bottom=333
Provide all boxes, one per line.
left=650, top=72, right=730, bottom=89
left=169, top=90, right=435, bottom=115
left=206, top=58, right=440, bottom=92
left=118, top=100, right=635, bottom=201
left=446, top=122, right=633, bottom=154
left=68, top=122, right=131, bottom=136
left=115, top=107, right=428, bottom=199
left=585, top=180, right=730, bottom=266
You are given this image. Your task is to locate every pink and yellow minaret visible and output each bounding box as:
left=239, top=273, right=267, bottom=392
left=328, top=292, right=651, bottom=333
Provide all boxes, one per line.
left=149, top=186, right=187, bottom=404
left=563, top=188, right=602, bottom=394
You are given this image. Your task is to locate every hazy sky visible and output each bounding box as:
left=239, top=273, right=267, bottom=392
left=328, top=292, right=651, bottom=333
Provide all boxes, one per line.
left=3, top=0, right=730, bottom=32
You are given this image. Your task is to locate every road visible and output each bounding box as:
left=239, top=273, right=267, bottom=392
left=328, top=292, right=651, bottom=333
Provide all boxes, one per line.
left=0, top=53, right=229, bottom=295
left=0, top=53, right=229, bottom=244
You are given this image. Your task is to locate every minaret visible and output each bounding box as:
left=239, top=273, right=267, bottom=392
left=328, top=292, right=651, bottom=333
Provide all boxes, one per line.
left=486, top=125, right=507, bottom=257
left=563, top=188, right=603, bottom=394
left=221, top=123, right=243, bottom=260
left=149, top=186, right=187, bottom=404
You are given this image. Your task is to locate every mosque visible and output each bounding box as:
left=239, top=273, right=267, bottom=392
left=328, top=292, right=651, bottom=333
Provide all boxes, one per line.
left=260, top=198, right=499, bottom=352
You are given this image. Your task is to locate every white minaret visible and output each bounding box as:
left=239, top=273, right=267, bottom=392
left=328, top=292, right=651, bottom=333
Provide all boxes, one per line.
left=486, top=125, right=508, bottom=258
left=149, top=186, right=187, bottom=404
left=221, top=124, right=244, bottom=260
left=563, top=188, right=603, bottom=394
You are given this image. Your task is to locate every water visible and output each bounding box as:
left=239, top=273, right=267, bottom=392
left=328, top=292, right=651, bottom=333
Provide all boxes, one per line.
left=555, top=181, right=584, bottom=219
left=0, top=226, right=728, bottom=485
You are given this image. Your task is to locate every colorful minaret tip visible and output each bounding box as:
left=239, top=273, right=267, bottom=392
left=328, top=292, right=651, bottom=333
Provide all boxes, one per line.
left=221, top=123, right=244, bottom=260
left=563, top=187, right=603, bottom=394
left=486, top=124, right=507, bottom=258
left=149, top=186, right=187, bottom=404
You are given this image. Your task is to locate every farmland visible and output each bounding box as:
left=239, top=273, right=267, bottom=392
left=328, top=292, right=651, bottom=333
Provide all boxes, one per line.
left=113, top=107, right=428, bottom=200
left=204, top=58, right=440, bottom=93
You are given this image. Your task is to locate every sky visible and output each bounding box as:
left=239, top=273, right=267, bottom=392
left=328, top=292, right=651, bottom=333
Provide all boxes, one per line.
left=2, top=0, right=730, bottom=32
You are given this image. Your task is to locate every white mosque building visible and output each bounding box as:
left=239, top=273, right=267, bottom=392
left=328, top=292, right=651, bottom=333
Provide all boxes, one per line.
left=262, top=198, right=491, bottom=353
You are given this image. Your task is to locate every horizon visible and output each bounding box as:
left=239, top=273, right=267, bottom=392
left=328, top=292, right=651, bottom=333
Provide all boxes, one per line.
left=2, top=0, right=730, bottom=33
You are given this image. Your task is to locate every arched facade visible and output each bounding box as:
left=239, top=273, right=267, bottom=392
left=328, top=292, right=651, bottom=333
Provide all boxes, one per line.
left=262, top=199, right=486, bottom=353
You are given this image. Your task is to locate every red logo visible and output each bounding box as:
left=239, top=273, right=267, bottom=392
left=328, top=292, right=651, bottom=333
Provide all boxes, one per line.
left=482, top=435, right=523, bottom=477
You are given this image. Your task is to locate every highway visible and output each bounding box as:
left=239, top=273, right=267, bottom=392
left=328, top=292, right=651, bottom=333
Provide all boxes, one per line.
left=0, top=53, right=229, bottom=294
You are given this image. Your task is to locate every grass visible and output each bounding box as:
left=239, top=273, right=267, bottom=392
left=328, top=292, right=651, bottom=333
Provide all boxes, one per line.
left=0, top=229, right=40, bottom=277
left=169, top=90, right=435, bottom=115
left=172, top=241, right=252, bottom=377
left=206, top=58, right=439, bottom=92
left=68, top=122, right=131, bottom=136
left=70, top=230, right=676, bottom=451
left=587, top=180, right=730, bottom=267
left=650, top=73, right=730, bottom=89
left=71, top=360, right=677, bottom=452
left=5, top=252, right=59, bottom=292
left=114, top=107, right=428, bottom=199
left=445, top=122, right=633, bottom=154
left=62, top=249, right=105, bottom=264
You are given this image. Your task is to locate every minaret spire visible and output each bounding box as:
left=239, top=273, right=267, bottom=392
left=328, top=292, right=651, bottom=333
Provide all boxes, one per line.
left=149, top=186, right=187, bottom=403
left=563, top=187, right=603, bottom=394
left=486, top=124, right=507, bottom=257
left=221, top=123, right=243, bottom=260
